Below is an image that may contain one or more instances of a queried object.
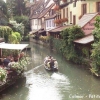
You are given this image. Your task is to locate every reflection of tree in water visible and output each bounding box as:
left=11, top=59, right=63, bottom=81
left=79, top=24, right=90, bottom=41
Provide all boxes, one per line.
left=0, top=77, right=29, bottom=100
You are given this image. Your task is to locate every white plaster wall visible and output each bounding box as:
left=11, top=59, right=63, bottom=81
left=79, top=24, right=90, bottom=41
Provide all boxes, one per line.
left=45, top=19, right=56, bottom=31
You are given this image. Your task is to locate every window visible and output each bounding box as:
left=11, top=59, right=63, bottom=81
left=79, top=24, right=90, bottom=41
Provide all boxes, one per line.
left=63, top=8, right=65, bottom=18
left=46, top=21, right=48, bottom=27
left=81, top=4, right=87, bottom=15
left=66, top=8, right=68, bottom=18
left=70, top=11, right=72, bottom=24
left=97, top=2, right=100, bottom=12
left=73, top=2, right=76, bottom=7
left=73, top=15, right=76, bottom=25
left=49, top=20, right=51, bottom=27
left=35, top=19, right=37, bottom=25
left=52, top=20, right=55, bottom=27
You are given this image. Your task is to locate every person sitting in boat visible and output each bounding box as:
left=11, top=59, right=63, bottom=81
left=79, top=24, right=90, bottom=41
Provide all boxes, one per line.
left=8, top=57, right=15, bottom=68
left=54, top=59, right=58, bottom=69
left=3, top=55, right=11, bottom=67
left=47, top=60, right=50, bottom=68
left=19, top=52, right=25, bottom=60
left=44, top=55, right=49, bottom=65
left=47, top=55, right=52, bottom=60
left=49, top=59, right=54, bottom=69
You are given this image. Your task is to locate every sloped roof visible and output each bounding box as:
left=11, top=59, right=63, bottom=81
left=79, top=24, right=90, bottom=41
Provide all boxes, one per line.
left=29, top=0, right=51, bottom=19
left=29, top=0, right=44, bottom=19
left=38, top=3, right=55, bottom=18
left=49, top=25, right=72, bottom=33
left=74, top=34, right=94, bottom=44
left=78, top=13, right=98, bottom=28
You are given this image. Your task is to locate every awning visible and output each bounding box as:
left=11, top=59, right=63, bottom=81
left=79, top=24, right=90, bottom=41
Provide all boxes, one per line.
left=49, top=25, right=72, bottom=33
left=74, top=34, right=94, bottom=44
left=0, top=43, right=29, bottom=50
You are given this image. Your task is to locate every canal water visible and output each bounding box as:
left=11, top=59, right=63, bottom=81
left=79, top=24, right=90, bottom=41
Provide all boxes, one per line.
left=0, top=42, right=100, bottom=100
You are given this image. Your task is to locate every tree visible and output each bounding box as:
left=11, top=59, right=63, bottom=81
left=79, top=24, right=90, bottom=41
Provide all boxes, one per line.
left=0, top=0, right=8, bottom=16
left=7, top=0, right=29, bottom=17
left=91, top=16, right=100, bottom=76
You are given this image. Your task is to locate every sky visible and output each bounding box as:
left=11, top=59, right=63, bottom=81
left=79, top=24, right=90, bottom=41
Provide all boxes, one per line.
left=3, top=0, right=6, bottom=3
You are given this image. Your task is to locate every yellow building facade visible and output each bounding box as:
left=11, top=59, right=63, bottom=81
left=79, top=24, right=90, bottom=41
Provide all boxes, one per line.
left=60, top=0, right=100, bottom=25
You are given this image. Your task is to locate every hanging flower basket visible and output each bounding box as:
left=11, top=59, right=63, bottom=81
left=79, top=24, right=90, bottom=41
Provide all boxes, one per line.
left=62, top=18, right=68, bottom=22
left=0, top=67, right=7, bottom=82
left=54, top=19, right=63, bottom=24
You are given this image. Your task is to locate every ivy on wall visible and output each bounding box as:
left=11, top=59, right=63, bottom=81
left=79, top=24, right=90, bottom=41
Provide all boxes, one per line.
left=90, top=16, right=100, bottom=75
left=60, top=25, right=85, bottom=63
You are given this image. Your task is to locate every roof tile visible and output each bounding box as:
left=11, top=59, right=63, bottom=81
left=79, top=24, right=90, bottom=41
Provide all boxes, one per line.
left=78, top=13, right=98, bottom=28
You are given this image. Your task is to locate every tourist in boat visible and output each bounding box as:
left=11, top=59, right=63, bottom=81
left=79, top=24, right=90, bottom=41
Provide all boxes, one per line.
left=44, top=55, right=49, bottom=65
left=3, top=55, right=11, bottom=67
left=19, top=52, right=25, bottom=60
left=8, top=57, right=15, bottom=68
left=49, top=59, right=54, bottom=69
left=54, top=59, right=58, bottom=69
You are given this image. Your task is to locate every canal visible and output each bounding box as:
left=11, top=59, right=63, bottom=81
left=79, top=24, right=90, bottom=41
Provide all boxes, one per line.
left=0, top=42, right=100, bottom=100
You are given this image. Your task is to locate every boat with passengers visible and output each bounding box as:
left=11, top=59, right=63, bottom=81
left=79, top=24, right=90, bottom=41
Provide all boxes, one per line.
left=44, top=55, right=58, bottom=72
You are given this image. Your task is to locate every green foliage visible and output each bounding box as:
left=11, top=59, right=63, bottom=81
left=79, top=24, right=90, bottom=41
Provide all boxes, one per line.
left=14, top=32, right=22, bottom=41
left=10, top=57, right=30, bottom=74
left=60, top=25, right=85, bottom=63
left=8, top=31, right=22, bottom=43
left=7, top=0, right=29, bottom=17
left=9, top=20, right=24, bottom=36
left=23, top=35, right=29, bottom=41
left=0, top=26, right=12, bottom=42
left=39, top=36, right=49, bottom=42
left=0, top=0, right=8, bottom=16
left=53, top=38, right=63, bottom=53
left=82, top=47, right=89, bottom=58
left=14, top=15, right=31, bottom=35
left=91, top=16, right=100, bottom=75
left=0, top=67, right=7, bottom=82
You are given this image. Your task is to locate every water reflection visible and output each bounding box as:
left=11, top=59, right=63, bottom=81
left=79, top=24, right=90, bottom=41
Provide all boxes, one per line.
left=0, top=78, right=29, bottom=100
left=25, top=66, right=70, bottom=100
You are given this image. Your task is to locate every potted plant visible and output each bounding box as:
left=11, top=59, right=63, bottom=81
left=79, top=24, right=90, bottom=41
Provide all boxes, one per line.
left=62, top=18, right=68, bottom=22
left=0, top=67, right=7, bottom=82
